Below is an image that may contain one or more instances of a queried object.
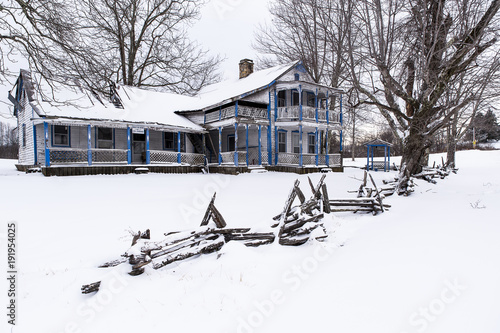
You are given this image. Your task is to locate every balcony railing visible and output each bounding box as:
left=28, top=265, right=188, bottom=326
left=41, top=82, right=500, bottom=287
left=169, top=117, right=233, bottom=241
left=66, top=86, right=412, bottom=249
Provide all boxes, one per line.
left=277, top=106, right=338, bottom=123
left=205, top=105, right=268, bottom=123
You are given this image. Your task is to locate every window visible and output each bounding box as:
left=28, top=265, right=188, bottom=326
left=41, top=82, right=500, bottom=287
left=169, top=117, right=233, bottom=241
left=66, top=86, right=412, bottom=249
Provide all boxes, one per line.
left=308, top=133, right=316, bottom=154
left=164, top=132, right=185, bottom=152
left=227, top=135, right=235, bottom=151
left=53, top=125, right=70, bottom=146
left=164, top=132, right=175, bottom=150
left=97, top=127, right=113, bottom=148
left=294, top=73, right=300, bottom=81
left=277, top=90, right=286, bottom=107
left=22, top=124, right=26, bottom=147
left=306, top=92, right=316, bottom=107
left=292, top=132, right=300, bottom=153
left=278, top=131, right=286, bottom=153
left=291, top=90, right=300, bottom=106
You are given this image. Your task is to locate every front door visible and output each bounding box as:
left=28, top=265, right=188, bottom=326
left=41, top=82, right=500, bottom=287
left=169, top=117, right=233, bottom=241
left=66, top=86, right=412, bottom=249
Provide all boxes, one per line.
left=132, top=133, right=146, bottom=163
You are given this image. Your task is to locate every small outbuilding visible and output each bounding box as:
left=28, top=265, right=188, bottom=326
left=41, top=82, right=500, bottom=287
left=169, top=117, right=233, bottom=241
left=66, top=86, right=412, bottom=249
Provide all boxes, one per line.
left=364, top=139, right=392, bottom=172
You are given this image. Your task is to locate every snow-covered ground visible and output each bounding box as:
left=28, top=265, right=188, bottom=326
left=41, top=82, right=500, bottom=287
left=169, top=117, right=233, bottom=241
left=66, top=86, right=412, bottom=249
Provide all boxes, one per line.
left=1, top=149, right=499, bottom=333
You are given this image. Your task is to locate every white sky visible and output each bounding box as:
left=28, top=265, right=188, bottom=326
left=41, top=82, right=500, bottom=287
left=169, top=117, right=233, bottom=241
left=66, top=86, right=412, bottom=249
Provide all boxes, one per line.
left=191, top=0, right=271, bottom=80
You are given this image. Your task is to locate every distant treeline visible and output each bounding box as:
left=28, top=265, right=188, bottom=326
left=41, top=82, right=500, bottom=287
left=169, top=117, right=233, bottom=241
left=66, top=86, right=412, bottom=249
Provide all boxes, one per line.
left=0, top=122, right=18, bottom=159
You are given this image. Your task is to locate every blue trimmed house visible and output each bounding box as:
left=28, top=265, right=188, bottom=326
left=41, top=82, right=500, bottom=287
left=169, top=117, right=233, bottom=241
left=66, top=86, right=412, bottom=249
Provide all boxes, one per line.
left=9, top=60, right=344, bottom=176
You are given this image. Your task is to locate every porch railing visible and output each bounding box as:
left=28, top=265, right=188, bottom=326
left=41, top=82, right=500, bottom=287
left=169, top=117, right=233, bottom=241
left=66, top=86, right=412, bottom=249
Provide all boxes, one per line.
left=302, top=153, right=316, bottom=165
left=220, top=152, right=235, bottom=164
left=238, top=105, right=268, bottom=119
left=49, top=148, right=88, bottom=164
left=92, top=149, right=128, bottom=163
left=180, top=153, right=205, bottom=166
left=277, top=152, right=300, bottom=165
left=276, top=106, right=339, bottom=123
left=205, top=105, right=268, bottom=123
left=150, top=150, right=178, bottom=164
left=276, top=152, right=341, bottom=167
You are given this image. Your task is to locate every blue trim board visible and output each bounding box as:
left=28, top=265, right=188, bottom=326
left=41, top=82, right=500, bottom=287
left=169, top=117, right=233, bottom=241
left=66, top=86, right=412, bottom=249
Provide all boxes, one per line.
left=146, top=128, right=150, bottom=164
left=44, top=122, right=50, bottom=166
left=87, top=125, right=92, bottom=166
left=33, top=125, right=37, bottom=164
left=177, top=131, right=181, bottom=163
left=127, top=127, right=132, bottom=164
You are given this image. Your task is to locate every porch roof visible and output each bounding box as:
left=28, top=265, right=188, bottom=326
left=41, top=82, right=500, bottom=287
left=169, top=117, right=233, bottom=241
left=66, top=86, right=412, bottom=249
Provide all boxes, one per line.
left=30, top=84, right=204, bottom=132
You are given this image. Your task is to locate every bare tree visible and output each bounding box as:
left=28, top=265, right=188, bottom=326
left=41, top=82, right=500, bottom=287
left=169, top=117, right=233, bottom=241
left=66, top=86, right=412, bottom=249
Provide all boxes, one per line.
left=345, top=0, right=500, bottom=192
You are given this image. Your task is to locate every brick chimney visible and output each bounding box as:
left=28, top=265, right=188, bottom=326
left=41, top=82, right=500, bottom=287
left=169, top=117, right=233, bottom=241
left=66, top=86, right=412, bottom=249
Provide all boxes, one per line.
left=239, top=59, right=254, bottom=79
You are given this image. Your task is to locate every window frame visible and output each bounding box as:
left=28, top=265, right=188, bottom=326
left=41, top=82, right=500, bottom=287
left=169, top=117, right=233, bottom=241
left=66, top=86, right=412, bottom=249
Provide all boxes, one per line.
left=278, top=130, right=287, bottom=153
left=292, top=131, right=300, bottom=154
left=277, top=90, right=286, bottom=107
left=96, top=127, right=114, bottom=149
left=227, top=134, right=235, bottom=152
left=163, top=132, right=176, bottom=151
left=306, top=92, right=316, bottom=107
left=51, top=125, right=71, bottom=147
left=291, top=90, right=300, bottom=106
left=308, top=133, right=316, bottom=154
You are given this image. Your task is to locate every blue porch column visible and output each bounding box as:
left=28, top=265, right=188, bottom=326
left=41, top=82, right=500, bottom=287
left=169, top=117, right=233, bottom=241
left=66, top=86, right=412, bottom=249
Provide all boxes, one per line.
left=299, top=84, right=303, bottom=121
left=218, top=127, right=222, bottom=165
left=315, top=127, right=319, bottom=166
left=258, top=125, right=262, bottom=165
left=33, top=125, right=37, bottom=165
left=383, top=146, right=386, bottom=171
left=387, top=146, right=391, bottom=170
left=246, top=124, right=249, bottom=166
left=274, top=126, right=278, bottom=165
left=234, top=123, right=239, bottom=166
left=127, top=127, right=132, bottom=164
left=177, top=131, right=181, bottom=163
left=371, top=146, right=374, bottom=170
left=366, top=146, right=370, bottom=171
left=315, top=88, right=318, bottom=123
left=299, top=125, right=303, bottom=166
left=325, top=130, right=329, bottom=166
left=44, top=122, right=50, bottom=167
left=326, top=91, right=330, bottom=125
left=87, top=125, right=92, bottom=166
left=146, top=128, right=151, bottom=164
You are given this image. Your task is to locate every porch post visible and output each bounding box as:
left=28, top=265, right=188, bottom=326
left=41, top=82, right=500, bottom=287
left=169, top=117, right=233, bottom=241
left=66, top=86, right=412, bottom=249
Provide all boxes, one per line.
left=33, top=125, right=37, bottom=165
left=274, top=126, right=278, bottom=165
left=177, top=131, right=181, bottom=164
left=299, top=84, right=303, bottom=121
left=366, top=146, right=370, bottom=171
left=87, top=125, right=92, bottom=166
left=325, top=129, right=329, bottom=166
left=146, top=128, right=150, bottom=164
left=44, top=122, right=50, bottom=167
left=246, top=124, right=249, bottom=166
left=234, top=123, right=239, bottom=166
left=326, top=91, right=330, bottom=125
left=258, top=125, right=262, bottom=165
left=387, top=146, right=391, bottom=170
left=218, top=127, right=222, bottom=165
left=299, top=125, right=303, bottom=166
left=315, top=127, right=319, bottom=166
left=371, top=146, right=374, bottom=170
left=127, top=126, right=132, bottom=164
left=315, top=88, right=318, bottom=123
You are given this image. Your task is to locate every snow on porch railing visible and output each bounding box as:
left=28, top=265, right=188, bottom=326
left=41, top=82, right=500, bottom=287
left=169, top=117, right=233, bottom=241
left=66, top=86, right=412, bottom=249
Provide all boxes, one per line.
left=302, top=153, right=316, bottom=165
left=180, top=153, right=205, bottom=166
left=277, top=152, right=300, bottom=165
left=49, top=148, right=88, bottom=164
left=149, top=150, right=178, bottom=164
left=238, top=105, right=268, bottom=119
left=277, top=106, right=300, bottom=120
left=328, top=154, right=341, bottom=166
left=92, top=149, right=128, bottom=163
left=220, top=152, right=234, bottom=164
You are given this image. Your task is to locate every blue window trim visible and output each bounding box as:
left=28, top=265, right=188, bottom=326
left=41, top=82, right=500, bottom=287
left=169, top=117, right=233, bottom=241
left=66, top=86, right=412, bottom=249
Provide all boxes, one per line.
left=227, top=134, right=235, bottom=151
left=162, top=131, right=176, bottom=151
left=51, top=124, right=71, bottom=147
left=95, top=127, right=115, bottom=149
left=291, top=130, right=300, bottom=153
left=277, top=129, right=287, bottom=153
left=22, top=124, right=26, bottom=147
left=291, top=89, right=300, bottom=106
left=307, top=132, right=316, bottom=154
left=294, top=73, right=300, bottom=81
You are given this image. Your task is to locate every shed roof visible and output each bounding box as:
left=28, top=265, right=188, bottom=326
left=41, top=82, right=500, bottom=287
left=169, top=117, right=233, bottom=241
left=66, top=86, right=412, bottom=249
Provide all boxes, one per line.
left=364, top=139, right=393, bottom=147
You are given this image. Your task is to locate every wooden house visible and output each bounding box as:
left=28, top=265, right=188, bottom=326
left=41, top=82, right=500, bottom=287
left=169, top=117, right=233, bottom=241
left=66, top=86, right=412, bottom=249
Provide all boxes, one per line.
left=9, top=60, right=343, bottom=176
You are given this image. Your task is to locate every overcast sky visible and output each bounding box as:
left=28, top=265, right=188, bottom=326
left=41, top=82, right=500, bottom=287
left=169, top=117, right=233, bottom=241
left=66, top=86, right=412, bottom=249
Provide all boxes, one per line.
left=191, top=0, right=271, bottom=79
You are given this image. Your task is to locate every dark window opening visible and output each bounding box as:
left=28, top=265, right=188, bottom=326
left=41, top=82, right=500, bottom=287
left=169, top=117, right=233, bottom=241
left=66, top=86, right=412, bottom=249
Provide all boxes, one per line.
left=278, top=131, right=286, bottom=153
left=277, top=90, right=286, bottom=107
left=53, top=125, right=70, bottom=146
left=97, top=127, right=113, bottom=149
left=292, top=132, right=300, bottom=154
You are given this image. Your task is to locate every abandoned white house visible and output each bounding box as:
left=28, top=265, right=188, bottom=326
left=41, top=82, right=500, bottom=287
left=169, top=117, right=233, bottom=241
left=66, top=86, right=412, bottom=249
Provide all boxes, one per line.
left=9, top=60, right=344, bottom=176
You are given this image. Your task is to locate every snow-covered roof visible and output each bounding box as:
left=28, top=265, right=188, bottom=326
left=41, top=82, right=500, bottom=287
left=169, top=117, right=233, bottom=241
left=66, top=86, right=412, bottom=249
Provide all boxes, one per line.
left=25, top=80, right=204, bottom=132
left=181, top=60, right=299, bottom=111
left=364, top=139, right=393, bottom=147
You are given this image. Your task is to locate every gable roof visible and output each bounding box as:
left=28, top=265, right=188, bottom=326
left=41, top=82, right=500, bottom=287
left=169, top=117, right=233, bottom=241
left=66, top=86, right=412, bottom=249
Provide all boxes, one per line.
left=364, top=139, right=393, bottom=147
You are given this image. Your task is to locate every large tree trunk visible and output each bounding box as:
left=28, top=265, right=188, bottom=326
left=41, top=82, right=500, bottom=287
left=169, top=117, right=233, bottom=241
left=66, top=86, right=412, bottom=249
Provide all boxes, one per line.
left=398, top=127, right=432, bottom=193
left=446, top=112, right=459, bottom=168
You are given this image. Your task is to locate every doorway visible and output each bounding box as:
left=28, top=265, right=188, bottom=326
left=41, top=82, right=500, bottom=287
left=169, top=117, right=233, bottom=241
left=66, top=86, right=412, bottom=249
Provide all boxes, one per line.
left=132, top=133, right=146, bottom=163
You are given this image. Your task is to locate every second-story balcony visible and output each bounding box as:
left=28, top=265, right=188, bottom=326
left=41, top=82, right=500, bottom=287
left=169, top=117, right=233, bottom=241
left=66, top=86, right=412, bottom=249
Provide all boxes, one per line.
left=277, top=106, right=339, bottom=123
left=205, top=103, right=268, bottom=124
